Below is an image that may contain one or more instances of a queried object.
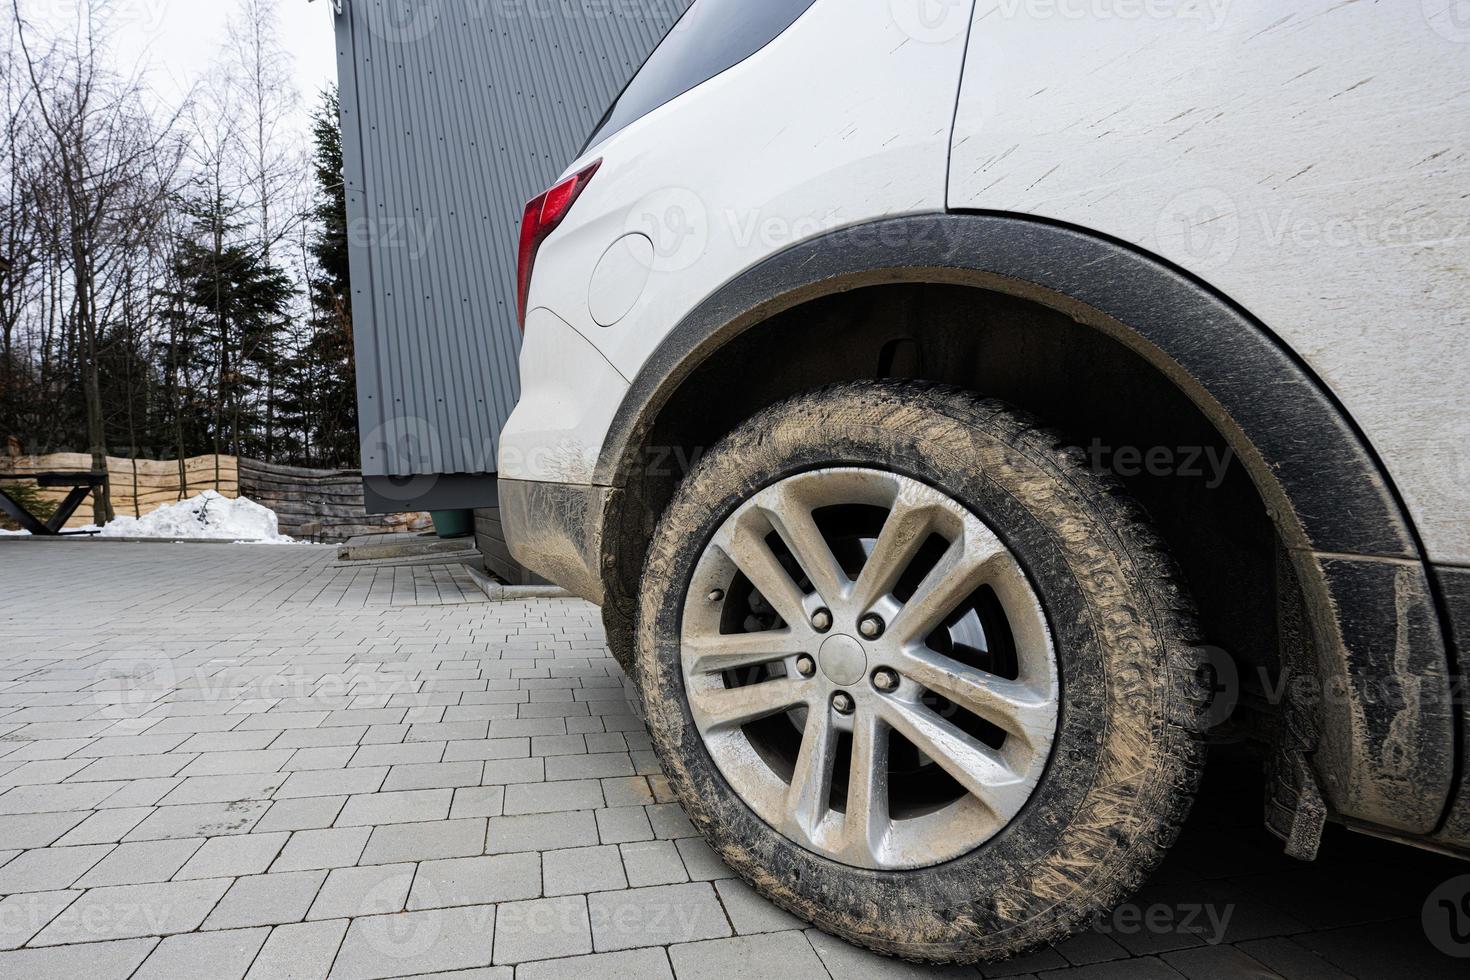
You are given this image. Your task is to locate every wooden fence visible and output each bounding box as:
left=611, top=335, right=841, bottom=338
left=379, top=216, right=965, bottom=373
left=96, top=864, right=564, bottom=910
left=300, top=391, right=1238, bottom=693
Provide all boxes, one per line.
left=1, top=454, right=426, bottom=541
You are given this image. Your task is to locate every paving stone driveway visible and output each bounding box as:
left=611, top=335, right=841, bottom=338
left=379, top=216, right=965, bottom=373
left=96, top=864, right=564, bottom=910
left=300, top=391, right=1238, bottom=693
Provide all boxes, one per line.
left=0, top=541, right=1465, bottom=979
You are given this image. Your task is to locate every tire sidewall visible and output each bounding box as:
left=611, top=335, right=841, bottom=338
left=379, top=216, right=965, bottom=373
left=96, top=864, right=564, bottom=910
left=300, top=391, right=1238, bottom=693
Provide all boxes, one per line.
left=637, top=385, right=1191, bottom=959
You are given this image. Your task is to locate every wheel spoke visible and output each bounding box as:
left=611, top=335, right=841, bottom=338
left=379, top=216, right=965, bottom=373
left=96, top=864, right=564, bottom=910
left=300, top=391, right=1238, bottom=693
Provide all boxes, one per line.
left=758, top=489, right=848, bottom=605
left=689, top=677, right=809, bottom=731
left=879, top=698, right=1033, bottom=819
left=711, top=519, right=808, bottom=627
left=888, top=530, right=1009, bottom=644
left=848, top=490, right=940, bottom=612
left=895, top=647, right=1055, bottom=748
left=684, top=629, right=808, bottom=675
left=783, top=701, right=839, bottom=843
left=842, top=710, right=891, bottom=863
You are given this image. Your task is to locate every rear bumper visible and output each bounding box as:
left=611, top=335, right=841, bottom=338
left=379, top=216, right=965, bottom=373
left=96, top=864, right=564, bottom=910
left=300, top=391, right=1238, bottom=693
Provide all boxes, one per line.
left=497, top=477, right=610, bottom=605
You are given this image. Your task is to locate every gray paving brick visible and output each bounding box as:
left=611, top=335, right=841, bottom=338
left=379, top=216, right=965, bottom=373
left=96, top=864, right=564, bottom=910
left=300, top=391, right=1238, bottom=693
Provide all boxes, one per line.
left=246, top=918, right=348, bottom=980
left=714, top=878, right=804, bottom=935
left=478, top=757, right=545, bottom=785
left=203, top=870, right=327, bottom=930
left=669, top=931, right=828, bottom=980
left=485, top=810, right=598, bottom=854
left=0, top=890, right=80, bottom=950
left=596, top=805, right=655, bottom=844
left=676, top=836, right=734, bottom=881
left=254, top=795, right=347, bottom=832
left=804, top=927, right=979, bottom=978
left=175, top=832, right=290, bottom=879
left=359, top=817, right=486, bottom=864
left=620, top=840, right=689, bottom=888
left=31, top=878, right=232, bottom=944
left=125, top=800, right=270, bottom=840
left=276, top=767, right=387, bottom=799
left=647, top=802, right=698, bottom=840
left=75, top=837, right=203, bottom=887
left=408, top=852, right=541, bottom=909
left=515, top=947, right=674, bottom=980
left=272, top=826, right=371, bottom=871
left=543, top=844, right=627, bottom=896
left=587, top=882, right=732, bottom=952
left=178, top=750, right=294, bottom=777
left=132, top=927, right=269, bottom=980
left=382, top=761, right=484, bottom=791
left=503, top=778, right=604, bottom=815
left=0, top=844, right=114, bottom=892
left=309, top=863, right=415, bottom=920
left=0, top=937, right=159, bottom=980
left=492, top=895, right=591, bottom=964
left=442, top=738, right=529, bottom=762
left=545, top=753, right=634, bottom=781
left=337, top=788, right=451, bottom=826
left=52, top=806, right=154, bottom=846
left=330, top=906, right=496, bottom=980
left=448, top=785, right=504, bottom=819
left=0, top=811, right=89, bottom=848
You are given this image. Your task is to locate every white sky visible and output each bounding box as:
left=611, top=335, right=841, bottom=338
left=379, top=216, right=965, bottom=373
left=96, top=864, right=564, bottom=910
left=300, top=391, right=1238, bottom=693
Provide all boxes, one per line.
left=36, top=0, right=340, bottom=138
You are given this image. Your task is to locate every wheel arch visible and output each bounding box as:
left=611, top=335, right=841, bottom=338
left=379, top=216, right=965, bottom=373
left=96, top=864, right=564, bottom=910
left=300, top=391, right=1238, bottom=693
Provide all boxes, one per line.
left=596, top=211, right=1459, bottom=841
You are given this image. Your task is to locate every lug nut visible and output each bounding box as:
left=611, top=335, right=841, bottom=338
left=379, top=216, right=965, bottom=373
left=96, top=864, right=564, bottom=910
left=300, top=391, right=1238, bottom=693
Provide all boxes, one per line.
left=858, top=614, right=885, bottom=639
left=831, top=691, right=855, bottom=715
left=795, top=655, right=816, bottom=678
left=707, top=588, right=725, bottom=602
left=872, top=668, right=899, bottom=692
left=810, top=608, right=832, bottom=633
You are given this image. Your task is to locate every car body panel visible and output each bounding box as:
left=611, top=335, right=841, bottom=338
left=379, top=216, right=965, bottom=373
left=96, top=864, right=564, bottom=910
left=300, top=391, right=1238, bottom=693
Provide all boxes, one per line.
left=498, top=0, right=975, bottom=484
left=947, top=0, right=1470, bottom=564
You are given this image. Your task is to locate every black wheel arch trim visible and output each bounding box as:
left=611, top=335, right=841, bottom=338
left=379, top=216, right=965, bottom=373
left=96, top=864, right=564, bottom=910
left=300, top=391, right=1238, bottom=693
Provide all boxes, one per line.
left=591, top=210, right=1463, bottom=842
left=595, top=211, right=1411, bottom=560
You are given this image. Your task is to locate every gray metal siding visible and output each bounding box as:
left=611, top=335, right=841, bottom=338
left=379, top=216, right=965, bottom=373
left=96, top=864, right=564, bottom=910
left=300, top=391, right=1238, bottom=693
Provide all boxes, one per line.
left=334, top=0, right=691, bottom=480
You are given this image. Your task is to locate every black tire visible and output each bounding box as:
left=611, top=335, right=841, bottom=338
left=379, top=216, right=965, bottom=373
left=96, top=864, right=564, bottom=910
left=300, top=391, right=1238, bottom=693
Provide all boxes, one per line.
left=635, top=381, right=1210, bottom=963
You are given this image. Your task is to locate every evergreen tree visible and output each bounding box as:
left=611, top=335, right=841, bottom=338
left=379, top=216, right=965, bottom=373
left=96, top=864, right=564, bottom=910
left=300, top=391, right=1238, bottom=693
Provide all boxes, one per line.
left=297, top=87, right=357, bottom=468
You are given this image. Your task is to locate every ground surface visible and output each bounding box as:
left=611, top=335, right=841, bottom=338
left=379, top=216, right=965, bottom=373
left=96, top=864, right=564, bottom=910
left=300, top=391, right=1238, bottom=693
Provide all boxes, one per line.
left=0, top=541, right=1465, bottom=979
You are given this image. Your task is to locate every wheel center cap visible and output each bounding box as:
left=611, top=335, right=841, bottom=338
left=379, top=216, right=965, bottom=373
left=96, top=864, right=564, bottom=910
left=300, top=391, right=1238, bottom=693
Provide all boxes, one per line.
left=818, top=634, right=867, bottom=686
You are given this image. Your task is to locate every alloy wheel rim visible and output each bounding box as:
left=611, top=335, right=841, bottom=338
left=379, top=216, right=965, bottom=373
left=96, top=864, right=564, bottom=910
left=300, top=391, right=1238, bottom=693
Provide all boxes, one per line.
left=680, top=467, right=1059, bottom=870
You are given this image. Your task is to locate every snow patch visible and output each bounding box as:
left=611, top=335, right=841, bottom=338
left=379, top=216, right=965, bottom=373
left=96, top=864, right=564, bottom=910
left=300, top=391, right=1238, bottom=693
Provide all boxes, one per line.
left=99, top=491, right=296, bottom=543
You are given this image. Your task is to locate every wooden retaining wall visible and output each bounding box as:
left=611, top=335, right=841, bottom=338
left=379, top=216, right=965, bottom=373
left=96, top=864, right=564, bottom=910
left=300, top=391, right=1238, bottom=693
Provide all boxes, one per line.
left=1, top=454, right=237, bottom=529
left=1, top=454, right=428, bottom=541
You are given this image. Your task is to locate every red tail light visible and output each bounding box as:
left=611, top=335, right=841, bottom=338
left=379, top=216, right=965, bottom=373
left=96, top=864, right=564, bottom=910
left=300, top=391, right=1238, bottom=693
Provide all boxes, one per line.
left=517, top=160, right=602, bottom=332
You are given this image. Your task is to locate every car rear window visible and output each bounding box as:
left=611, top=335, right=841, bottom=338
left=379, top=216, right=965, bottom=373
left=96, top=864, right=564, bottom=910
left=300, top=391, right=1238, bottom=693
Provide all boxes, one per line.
left=585, top=0, right=820, bottom=150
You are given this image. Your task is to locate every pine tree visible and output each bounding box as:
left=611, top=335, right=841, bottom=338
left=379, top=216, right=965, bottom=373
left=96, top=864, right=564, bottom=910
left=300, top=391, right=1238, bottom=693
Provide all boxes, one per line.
left=298, top=87, right=357, bottom=468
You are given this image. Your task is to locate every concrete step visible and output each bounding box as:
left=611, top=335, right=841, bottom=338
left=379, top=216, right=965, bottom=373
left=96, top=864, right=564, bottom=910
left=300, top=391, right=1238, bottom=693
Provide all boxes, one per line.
left=337, top=531, right=477, bottom=562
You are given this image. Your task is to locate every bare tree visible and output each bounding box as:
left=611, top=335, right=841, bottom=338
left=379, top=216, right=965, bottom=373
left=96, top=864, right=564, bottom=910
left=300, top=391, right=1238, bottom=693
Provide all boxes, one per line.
left=9, top=0, right=185, bottom=522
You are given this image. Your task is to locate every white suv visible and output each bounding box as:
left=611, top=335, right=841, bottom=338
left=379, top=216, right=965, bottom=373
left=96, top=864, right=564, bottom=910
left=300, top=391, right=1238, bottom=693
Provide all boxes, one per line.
left=499, top=0, right=1470, bottom=962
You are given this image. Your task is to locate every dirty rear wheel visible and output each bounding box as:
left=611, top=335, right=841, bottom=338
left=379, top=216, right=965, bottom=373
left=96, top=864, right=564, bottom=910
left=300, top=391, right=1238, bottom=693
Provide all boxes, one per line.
left=636, top=382, right=1209, bottom=962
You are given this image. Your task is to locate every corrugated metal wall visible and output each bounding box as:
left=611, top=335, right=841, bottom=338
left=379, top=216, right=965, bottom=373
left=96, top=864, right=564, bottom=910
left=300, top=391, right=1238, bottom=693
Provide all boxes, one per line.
left=334, top=0, right=691, bottom=484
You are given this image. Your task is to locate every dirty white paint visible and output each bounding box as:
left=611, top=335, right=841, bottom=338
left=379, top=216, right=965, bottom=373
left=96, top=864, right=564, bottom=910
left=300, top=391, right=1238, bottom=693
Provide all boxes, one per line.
left=498, top=0, right=972, bottom=482
left=499, top=308, right=627, bottom=484
left=949, top=0, right=1470, bottom=564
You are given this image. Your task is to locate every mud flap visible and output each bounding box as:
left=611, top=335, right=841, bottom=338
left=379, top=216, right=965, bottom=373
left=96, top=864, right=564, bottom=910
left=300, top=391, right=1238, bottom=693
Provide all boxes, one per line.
left=1266, top=749, right=1327, bottom=860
